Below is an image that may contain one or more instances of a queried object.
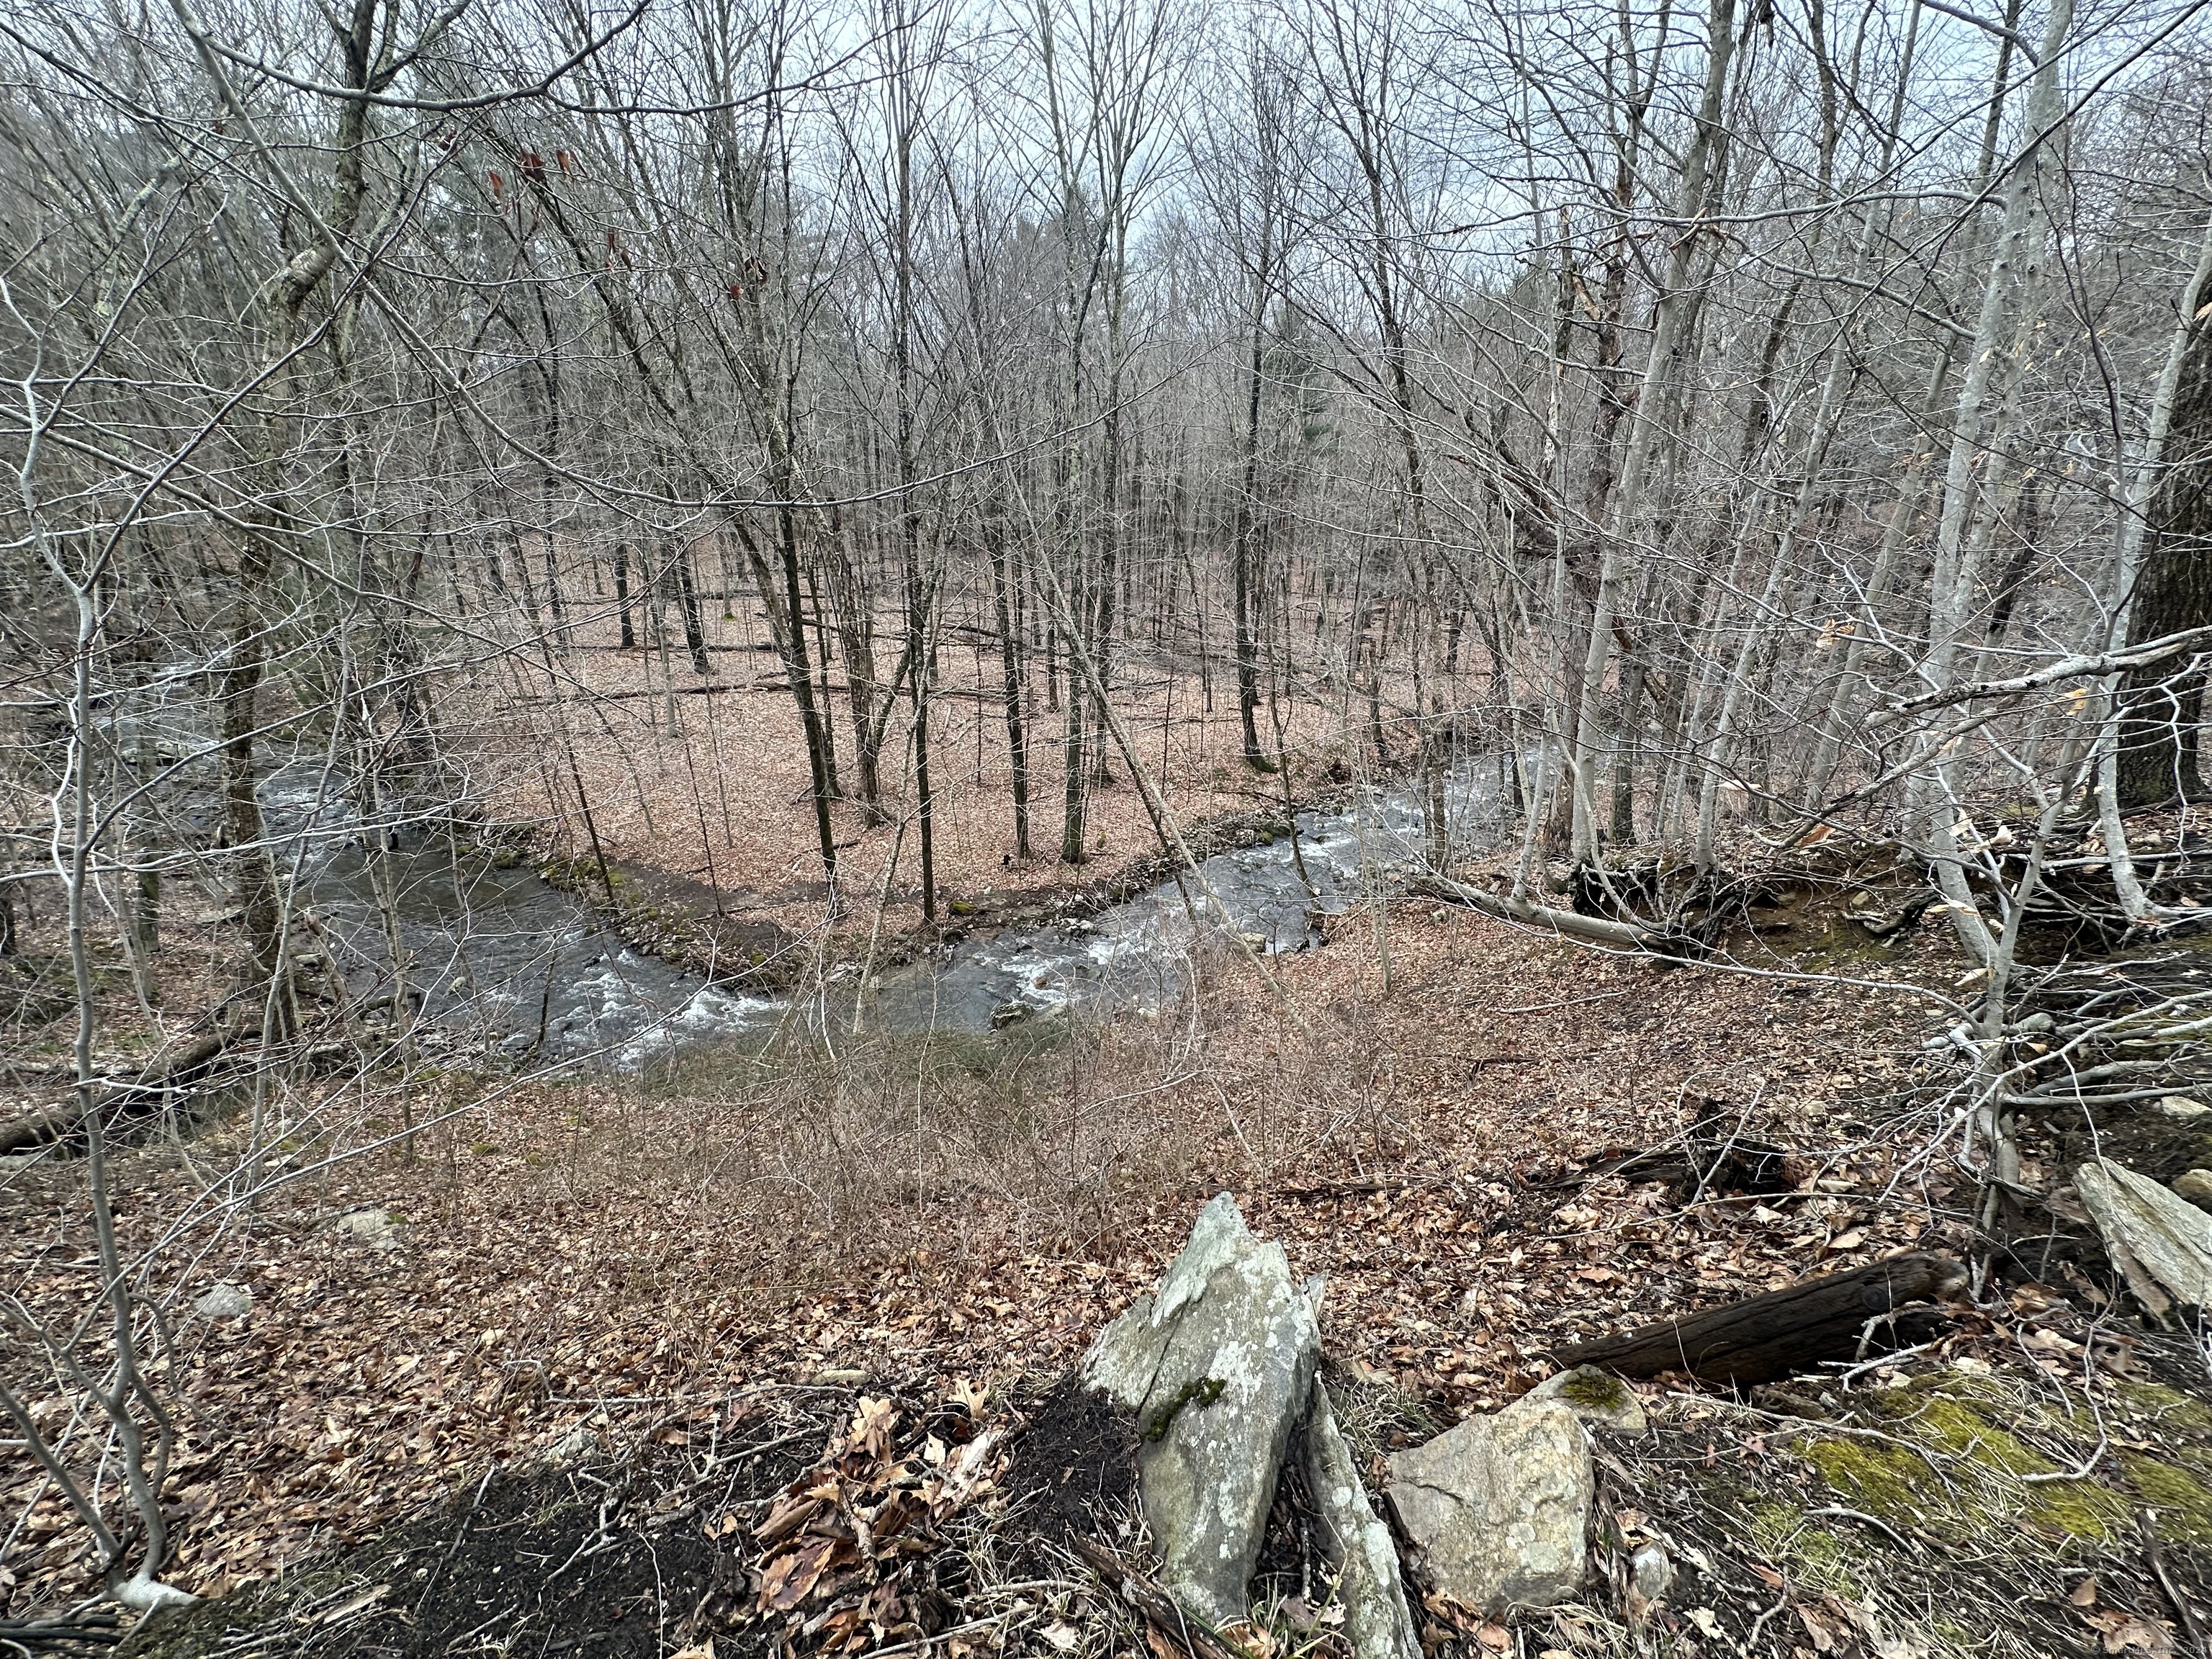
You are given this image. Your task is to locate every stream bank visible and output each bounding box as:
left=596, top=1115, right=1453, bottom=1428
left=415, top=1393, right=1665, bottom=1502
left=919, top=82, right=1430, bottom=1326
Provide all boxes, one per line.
left=305, top=762, right=1505, bottom=1070
left=19, top=827, right=2207, bottom=1642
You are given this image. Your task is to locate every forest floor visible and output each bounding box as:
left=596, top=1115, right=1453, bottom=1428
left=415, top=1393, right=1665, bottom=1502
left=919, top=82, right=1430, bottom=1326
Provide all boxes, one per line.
left=4, top=778, right=2211, bottom=1654
left=466, top=631, right=1382, bottom=948
left=0, top=874, right=1994, bottom=1593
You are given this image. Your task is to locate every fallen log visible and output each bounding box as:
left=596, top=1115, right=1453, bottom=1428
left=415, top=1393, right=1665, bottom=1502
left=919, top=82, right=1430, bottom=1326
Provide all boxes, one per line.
left=1554, top=1252, right=1967, bottom=1385
left=0, top=1030, right=232, bottom=1155
left=1407, top=873, right=1663, bottom=950
left=1596, top=1132, right=1792, bottom=1200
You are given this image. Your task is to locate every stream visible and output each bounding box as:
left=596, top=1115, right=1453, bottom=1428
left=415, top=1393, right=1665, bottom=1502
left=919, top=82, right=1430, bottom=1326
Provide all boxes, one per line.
left=261, top=761, right=1506, bottom=1072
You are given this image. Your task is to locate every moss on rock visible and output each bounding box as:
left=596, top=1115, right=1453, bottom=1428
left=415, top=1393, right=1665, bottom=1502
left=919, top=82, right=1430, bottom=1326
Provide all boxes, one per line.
left=1802, top=1385, right=2130, bottom=1542
left=1556, top=1370, right=1632, bottom=1412
left=2123, top=1455, right=2212, bottom=1547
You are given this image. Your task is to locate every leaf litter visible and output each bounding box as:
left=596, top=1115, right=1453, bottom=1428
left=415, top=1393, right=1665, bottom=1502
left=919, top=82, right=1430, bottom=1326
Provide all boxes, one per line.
left=6, top=886, right=2211, bottom=1658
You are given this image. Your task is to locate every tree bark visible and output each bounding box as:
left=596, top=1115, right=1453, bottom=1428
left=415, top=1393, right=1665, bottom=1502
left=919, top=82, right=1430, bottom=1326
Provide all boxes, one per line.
left=2118, top=307, right=2212, bottom=806
left=1556, top=1253, right=1966, bottom=1385
left=614, top=541, right=636, bottom=648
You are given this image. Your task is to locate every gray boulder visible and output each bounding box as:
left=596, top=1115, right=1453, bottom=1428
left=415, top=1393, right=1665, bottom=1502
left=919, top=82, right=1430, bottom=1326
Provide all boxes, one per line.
left=1303, top=1382, right=1421, bottom=1659
left=1082, top=1192, right=1320, bottom=1627
left=2077, top=1159, right=2212, bottom=1318
left=192, top=1282, right=254, bottom=1321
left=1384, top=1395, right=1592, bottom=1613
left=333, top=1207, right=400, bottom=1250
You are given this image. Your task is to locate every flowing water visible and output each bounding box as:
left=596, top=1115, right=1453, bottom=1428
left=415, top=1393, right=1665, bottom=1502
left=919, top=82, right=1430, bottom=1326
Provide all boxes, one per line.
left=846, top=777, right=1502, bottom=1037
left=222, top=752, right=1506, bottom=1071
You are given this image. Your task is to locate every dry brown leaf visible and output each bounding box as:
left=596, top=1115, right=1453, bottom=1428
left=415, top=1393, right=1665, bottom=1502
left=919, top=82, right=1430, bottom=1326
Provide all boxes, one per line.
left=2085, top=1609, right=2174, bottom=1657
left=763, top=1534, right=838, bottom=1613
left=1798, top=1606, right=1838, bottom=1653
left=852, top=1396, right=900, bottom=1459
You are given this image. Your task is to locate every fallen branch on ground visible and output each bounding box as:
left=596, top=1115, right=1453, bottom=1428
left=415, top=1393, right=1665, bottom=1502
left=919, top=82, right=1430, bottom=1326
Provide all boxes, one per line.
left=1554, top=1253, right=1968, bottom=1385
left=1407, top=873, right=1663, bottom=950
left=0, top=1029, right=234, bottom=1155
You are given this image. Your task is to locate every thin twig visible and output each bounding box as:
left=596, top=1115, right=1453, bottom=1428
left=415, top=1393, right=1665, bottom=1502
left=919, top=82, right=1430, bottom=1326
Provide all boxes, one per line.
left=2141, top=1509, right=2209, bottom=1659
left=1805, top=1504, right=1916, bottom=1551
left=2019, top=1431, right=2107, bottom=1483
left=1827, top=1340, right=1941, bottom=1383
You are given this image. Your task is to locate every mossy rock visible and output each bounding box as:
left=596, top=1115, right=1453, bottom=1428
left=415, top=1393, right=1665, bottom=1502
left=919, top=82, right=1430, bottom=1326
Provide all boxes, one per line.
left=2121, top=1454, right=2212, bottom=1547
left=1632, top=1357, right=2212, bottom=1659
left=1801, top=1385, right=2131, bottom=1543
left=1556, top=1369, right=1633, bottom=1412
left=1798, top=1373, right=2212, bottom=1550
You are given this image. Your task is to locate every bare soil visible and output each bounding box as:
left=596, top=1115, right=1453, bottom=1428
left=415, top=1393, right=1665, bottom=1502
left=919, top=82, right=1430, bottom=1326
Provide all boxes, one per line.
left=1001, top=1376, right=1141, bottom=1578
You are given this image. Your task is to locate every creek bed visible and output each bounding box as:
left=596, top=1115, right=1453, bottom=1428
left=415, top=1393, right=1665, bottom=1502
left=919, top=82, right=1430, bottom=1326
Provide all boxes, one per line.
left=298, top=763, right=1506, bottom=1070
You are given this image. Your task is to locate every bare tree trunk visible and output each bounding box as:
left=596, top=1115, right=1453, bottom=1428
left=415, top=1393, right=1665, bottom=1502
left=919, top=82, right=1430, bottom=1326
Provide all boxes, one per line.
left=989, top=518, right=1033, bottom=858
left=614, top=540, right=637, bottom=648
left=1915, top=0, right=2075, bottom=967
left=1569, top=0, right=1739, bottom=861
left=2117, top=270, right=2212, bottom=806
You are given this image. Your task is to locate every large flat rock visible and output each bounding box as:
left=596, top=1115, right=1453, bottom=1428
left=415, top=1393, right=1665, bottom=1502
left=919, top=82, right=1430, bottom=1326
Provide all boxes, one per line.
left=1384, top=1394, right=1591, bottom=1613
left=2079, top=1158, right=2212, bottom=1318
left=1081, top=1192, right=1320, bottom=1627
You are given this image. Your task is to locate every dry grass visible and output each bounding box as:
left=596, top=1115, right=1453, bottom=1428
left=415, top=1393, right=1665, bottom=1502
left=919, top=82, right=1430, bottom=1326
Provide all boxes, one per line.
left=0, top=893, right=1946, bottom=1612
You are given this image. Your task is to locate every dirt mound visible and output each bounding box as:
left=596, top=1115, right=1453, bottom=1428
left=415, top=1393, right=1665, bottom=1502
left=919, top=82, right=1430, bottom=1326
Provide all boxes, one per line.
left=1000, top=1374, right=1141, bottom=1574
